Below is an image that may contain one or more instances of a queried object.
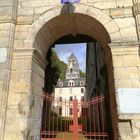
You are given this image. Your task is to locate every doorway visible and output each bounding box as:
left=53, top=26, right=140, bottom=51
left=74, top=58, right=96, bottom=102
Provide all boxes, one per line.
left=41, top=35, right=113, bottom=140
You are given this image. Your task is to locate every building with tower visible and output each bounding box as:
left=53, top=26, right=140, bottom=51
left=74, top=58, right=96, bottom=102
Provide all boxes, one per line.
left=54, top=53, right=85, bottom=116
left=0, top=0, right=140, bottom=140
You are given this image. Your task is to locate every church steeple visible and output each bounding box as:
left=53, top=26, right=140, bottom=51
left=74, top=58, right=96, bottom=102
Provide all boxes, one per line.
left=65, top=53, right=80, bottom=79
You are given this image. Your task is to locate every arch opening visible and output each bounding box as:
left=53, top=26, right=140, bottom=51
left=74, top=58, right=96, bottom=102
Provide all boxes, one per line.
left=33, top=12, right=118, bottom=140
left=34, top=13, right=111, bottom=60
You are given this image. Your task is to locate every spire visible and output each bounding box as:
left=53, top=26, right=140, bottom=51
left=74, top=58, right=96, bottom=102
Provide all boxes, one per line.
left=68, top=53, right=77, bottom=60
left=65, top=52, right=80, bottom=79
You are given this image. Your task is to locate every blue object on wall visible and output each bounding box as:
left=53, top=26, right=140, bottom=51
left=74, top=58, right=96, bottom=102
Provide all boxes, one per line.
left=61, top=0, right=80, bottom=4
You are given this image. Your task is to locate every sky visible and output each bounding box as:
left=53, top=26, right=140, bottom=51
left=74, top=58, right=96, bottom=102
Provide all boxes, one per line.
left=54, top=43, right=86, bottom=72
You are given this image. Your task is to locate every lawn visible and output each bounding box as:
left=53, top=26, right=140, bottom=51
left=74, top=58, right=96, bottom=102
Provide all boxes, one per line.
left=56, top=132, right=88, bottom=140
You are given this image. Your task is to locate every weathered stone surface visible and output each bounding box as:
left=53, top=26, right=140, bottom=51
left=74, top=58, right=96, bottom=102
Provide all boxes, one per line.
left=0, top=1, right=140, bottom=140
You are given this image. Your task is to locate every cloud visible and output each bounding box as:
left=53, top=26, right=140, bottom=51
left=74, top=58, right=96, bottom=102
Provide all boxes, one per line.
left=54, top=43, right=86, bottom=72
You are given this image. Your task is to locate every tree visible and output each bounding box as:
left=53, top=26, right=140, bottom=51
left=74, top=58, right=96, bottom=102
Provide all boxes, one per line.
left=51, top=49, right=67, bottom=80
left=80, top=70, right=86, bottom=78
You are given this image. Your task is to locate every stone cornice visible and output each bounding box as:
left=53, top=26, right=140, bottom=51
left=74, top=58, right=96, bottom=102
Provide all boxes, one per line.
left=108, top=41, right=140, bottom=47
left=32, top=49, right=48, bottom=70
left=108, top=41, right=140, bottom=55
left=133, top=2, right=140, bottom=16
left=12, top=48, right=48, bottom=69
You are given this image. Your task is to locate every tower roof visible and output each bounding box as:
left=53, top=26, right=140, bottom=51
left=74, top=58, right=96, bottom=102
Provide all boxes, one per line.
left=68, top=52, right=77, bottom=60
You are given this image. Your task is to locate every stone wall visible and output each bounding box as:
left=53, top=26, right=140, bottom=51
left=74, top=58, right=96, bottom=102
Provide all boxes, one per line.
left=0, top=0, right=18, bottom=139
left=0, top=0, right=140, bottom=140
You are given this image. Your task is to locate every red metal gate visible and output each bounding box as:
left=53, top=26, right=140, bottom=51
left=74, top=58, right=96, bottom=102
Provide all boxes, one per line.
left=41, top=93, right=109, bottom=140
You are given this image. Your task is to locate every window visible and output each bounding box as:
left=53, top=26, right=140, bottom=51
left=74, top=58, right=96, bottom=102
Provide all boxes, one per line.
left=59, top=107, right=62, bottom=116
left=81, top=88, right=84, bottom=93
left=81, top=96, right=84, bottom=102
left=68, top=80, right=75, bottom=87
left=73, top=60, right=75, bottom=63
left=69, top=96, right=73, bottom=102
left=59, top=82, right=63, bottom=87
left=80, top=81, right=84, bottom=86
left=59, top=97, right=62, bottom=102
left=69, top=108, right=73, bottom=115
left=70, top=68, right=73, bottom=73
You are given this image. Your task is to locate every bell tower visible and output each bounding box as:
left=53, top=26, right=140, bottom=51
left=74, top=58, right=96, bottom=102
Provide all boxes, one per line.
left=66, top=53, right=80, bottom=79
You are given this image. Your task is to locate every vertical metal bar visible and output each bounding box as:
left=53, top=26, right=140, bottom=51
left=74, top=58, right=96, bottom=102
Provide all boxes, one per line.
left=40, top=96, right=44, bottom=139
left=49, top=97, right=51, bottom=138
left=101, top=97, right=105, bottom=140
left=65, top=98, right=66, bottom=139
left=73, top=97, right=78, bottom=140
left=84, top=99, right=86, bottom=133
left=97, top=97, right=100, bottom=140
left=92, top=97, right=95, bottom=139
left=44, top=97, right=46, bottom=137
left=61, top=99, right=62, bottom=135
left=93, top=97, right=96, bottom=140
left=88, top=99, right=91, bottom=140
left=85, top=97, right=87, bottom=137
left=52, top=99, right=55, bottom=137
left=57, top=98, right=58, bottom=135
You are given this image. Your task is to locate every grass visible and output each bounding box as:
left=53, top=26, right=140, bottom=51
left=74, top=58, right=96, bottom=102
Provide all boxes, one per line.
left=56, top=132, right=88, bottom=140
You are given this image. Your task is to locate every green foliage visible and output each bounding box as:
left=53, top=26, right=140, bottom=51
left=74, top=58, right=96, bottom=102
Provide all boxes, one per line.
left=51, top=49, right=67, bottom=80
left=80, top=70, right=86, bottom=78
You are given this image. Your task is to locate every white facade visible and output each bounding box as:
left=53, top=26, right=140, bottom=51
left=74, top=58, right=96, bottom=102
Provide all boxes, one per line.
left=53, top=52, right=86, bottom=117
left=54, top=86, right=85, bottom=117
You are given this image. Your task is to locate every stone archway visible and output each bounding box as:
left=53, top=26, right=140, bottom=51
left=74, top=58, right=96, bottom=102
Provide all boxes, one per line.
left=31, top=4, right=121, bottom=60
left=3, top=4, right=119, bottom=140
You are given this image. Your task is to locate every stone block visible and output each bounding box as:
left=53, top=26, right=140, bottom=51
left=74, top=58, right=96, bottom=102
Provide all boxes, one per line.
left=115, top=80, right=132, bottom=88
left=15, top=31, right=28, bottom=39
left=123, top=55, right=140, bottom=67
left=104, top=20, right=119, bottom=33
left=94, top=1, right=116, bottom=9
left=132, top=120, right=140, bottom=135
left=116, top=0, right=133, bottom=7
left=112, top=55, right=124, bottom=67
left=31, top=71, right=44, bottom=87
left=0, top=15, right=12, bottom=22
left=11, top=58, right=32, bottom=71
left=7, top=92, right=30, bottom=106
left=110, top=31, right=122, bottom=42
left=10, top=70, right=31, bottom=82
left=21, top=1, right=42, bottom=7
left=14, top=39, right=24, bottom=48
left=32, top=82, right=43, bottom=96
left=17, top=15, right=34, bottom=24
left=9, top=82, right=31, bottom=93
left=110, top=8, right=124, bottom=18
left=0, top=0, right=13, bottom=7
left=0, top=6, right=13, bottom=15
left=114, top=17, right=135, bottom=29
left=34, top=6, right=54, bottom=15
left=0, top=69, right=9, bottom=81
left=132, top=79, right=140, bottom=88
left=0, top=37, right=10, bottom=48
left=96, top=11, right=112, bottom=25
left=120, top=26, right=137, bottom=38
left=124, top=7, right=133, bottom=17
left=32, top=60, right=44, bottom=77
left=119, top=121, right=133, bottom=140
left=18, top=7, right=34, bottom=16
left=0, top=81, right=8, bottom=92
left=114, top=67, right=139, bottom=80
